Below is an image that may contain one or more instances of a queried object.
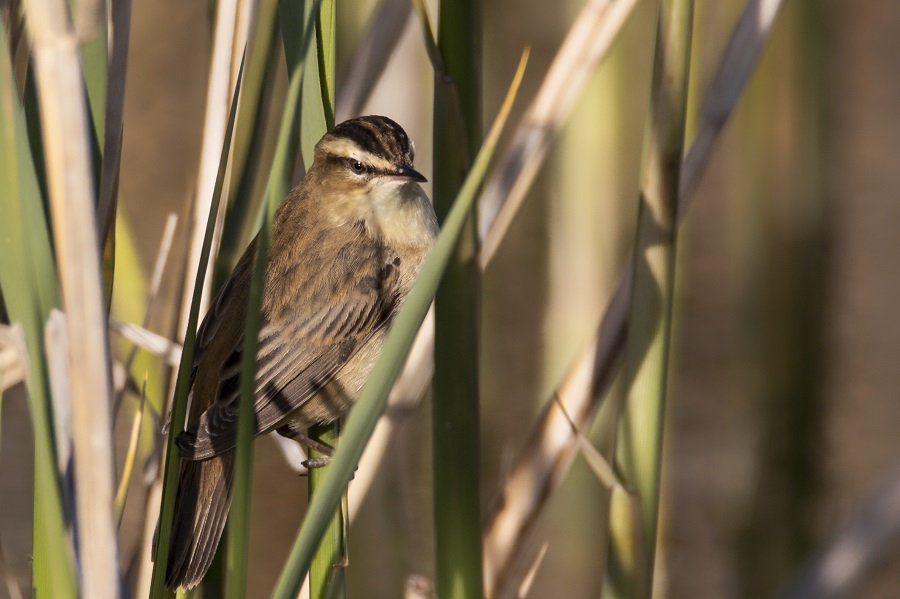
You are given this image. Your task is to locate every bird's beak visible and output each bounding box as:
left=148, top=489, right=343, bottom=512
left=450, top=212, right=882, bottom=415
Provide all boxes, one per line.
left=394, top=165, right=428, bottom=183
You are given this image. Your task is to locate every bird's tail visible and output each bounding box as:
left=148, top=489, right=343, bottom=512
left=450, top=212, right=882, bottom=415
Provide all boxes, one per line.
left=165, top=450, right=235, bottom=590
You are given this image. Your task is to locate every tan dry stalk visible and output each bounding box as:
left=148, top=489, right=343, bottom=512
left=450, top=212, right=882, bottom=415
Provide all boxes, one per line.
left=23, top=0, right=120, bottom=594
left=177, top=0, right=247, bottom=341
left=478, top=0, right=642, bottom=267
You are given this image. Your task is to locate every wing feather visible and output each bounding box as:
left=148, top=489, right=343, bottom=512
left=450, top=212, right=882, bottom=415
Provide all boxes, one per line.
left=178, top=248, right=399, bottom=460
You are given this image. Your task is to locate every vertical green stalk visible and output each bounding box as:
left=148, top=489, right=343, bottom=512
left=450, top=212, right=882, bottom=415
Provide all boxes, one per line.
left=308, top=423, right=346, bottom=599
left=283, top=0, right=327, bottom=166
left=431, top=0, right=483, bottom=598
left=610, top=1, right=693, bottom=597
left=315, top=0, right=335, bottom=130
left=225, top=135, right=274, bottom=599
left=306, top=1, right=343, bottom=595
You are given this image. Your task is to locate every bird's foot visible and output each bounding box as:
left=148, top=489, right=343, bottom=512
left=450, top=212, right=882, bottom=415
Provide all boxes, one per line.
left=277, top=425, right=335, bottom=469
left=277, top=425, right=334, bottom=454
left=302, top=456, right=332, bottom=469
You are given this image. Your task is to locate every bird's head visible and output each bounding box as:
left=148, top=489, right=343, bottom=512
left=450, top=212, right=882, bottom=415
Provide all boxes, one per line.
left=312, top=115, right=427, bottom=189
left=307, top=115, right=435, bottom=244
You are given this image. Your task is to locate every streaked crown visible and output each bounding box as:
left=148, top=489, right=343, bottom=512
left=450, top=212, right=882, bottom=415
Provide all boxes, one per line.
left=315, top=115, right=422, bottom=180
left=328, top=115, right=414, bottom=163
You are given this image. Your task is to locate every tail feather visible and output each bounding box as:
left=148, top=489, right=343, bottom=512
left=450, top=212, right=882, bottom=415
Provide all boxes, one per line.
left=165, top=450, right=235, bottom=590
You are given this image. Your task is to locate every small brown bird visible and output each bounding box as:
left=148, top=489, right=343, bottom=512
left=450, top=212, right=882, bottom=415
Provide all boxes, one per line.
left=165, top=115, right=438, bottom=589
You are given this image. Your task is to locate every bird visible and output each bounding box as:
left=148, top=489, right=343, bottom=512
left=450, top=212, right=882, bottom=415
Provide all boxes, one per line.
left=163, top=115, right=438, bottom=589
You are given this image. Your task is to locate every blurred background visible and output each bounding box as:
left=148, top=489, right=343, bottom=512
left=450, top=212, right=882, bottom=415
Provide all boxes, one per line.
left=2, top=0, right=899, bottom=597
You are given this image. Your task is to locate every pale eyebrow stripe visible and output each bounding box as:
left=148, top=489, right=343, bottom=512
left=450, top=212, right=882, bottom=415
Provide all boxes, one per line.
left=318, top=138, right=397, bottom=172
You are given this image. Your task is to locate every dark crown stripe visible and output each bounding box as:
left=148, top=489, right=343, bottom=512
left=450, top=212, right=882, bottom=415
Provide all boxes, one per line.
left=329, top=115, right=412, bottom=165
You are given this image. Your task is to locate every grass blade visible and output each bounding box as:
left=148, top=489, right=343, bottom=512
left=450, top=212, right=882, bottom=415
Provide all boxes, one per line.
left=314, top=0, right=335, bottom=130
left=97, top=0, right=133, bottom=304
left=115, top=380, right=146, bottom=527
left=224, top=122, right=271, bottom=599
left=304, top=2, right=345, bottom=594
left=149, top=57, right=245, bottom=598
left=78, top=0, right=107, bottom=154
left=295, top=0, right=329, bottom=165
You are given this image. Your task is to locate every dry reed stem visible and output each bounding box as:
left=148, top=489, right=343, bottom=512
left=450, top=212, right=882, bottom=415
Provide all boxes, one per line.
left=115, top=379, right=146, bottom=526
left=134, top=482, right=162, bottom=596
left=73, top=0, right=102, bottom=41
left=516, top=541, right=548, bottom=599
left=109, top=320, right=183, bottom=367
left=555, top=393, right=622, bottom=490
left=482, top=280, right=628, bottom=597
left=23, top=0, right=121, bottom=594
left=177, top=0, right=245, bottom=340
left=478, top=0, right=641, bottom=267
left=679, top=0, right=784, bottom=204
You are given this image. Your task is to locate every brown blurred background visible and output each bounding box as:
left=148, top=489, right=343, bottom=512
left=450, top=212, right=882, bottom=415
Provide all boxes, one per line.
left=2, top=0, right=900, bottom=597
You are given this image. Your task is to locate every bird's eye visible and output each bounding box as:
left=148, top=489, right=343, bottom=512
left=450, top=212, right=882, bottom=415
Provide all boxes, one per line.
left=349, top=159, right=365, bottom=174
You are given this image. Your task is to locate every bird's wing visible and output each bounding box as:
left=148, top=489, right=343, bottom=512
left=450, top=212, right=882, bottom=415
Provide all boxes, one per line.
left=177, top=247, right=400, bottom=460
left=188, top=238, right=257, bottom=387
